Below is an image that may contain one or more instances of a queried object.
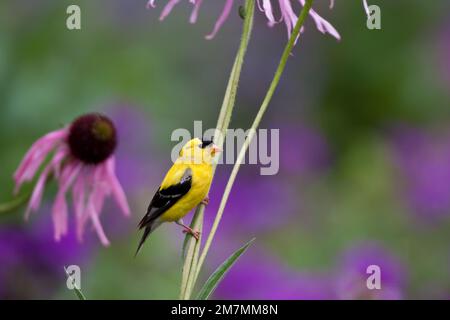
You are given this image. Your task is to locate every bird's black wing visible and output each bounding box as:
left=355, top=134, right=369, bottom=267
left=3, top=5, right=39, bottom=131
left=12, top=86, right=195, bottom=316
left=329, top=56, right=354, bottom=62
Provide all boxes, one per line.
left=135, top=168, right=192, bottom=255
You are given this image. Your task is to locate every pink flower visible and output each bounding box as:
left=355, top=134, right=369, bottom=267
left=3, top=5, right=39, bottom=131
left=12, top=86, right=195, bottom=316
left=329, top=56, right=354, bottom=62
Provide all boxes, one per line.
left=148, top=1, right=373, bottom=41
left=147, top=0, right=341, bottom=40
left=14, top=113, right=130, bottom=246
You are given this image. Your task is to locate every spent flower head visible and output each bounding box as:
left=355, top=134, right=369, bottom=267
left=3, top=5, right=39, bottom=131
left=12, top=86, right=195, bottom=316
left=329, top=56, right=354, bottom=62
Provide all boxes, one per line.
left=13, top=113, right=131, bottom=246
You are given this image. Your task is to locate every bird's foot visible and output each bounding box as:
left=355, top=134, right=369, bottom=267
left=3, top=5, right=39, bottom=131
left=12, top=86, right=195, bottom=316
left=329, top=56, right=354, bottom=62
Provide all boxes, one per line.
left=201, top=196, right=210, bottom=206
left=182, top=226, right=200, bottom=240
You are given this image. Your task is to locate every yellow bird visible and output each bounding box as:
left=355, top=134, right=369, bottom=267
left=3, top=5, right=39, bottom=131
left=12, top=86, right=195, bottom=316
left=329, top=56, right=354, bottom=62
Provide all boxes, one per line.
left=135, top=138, right=221, bottom=255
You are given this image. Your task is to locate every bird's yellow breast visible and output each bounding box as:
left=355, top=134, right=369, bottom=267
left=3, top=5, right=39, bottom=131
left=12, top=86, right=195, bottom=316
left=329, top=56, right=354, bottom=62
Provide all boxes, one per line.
left=160, top=162, right=213, bottom=222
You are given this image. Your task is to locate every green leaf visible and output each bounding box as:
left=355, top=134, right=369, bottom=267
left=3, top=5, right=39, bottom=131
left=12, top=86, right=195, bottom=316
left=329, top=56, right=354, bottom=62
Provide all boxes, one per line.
left=64, top=266, right=87, bottom=300
left=238, top=5, right=246, bottom=19
left=196, top=238, right=255, bottom=300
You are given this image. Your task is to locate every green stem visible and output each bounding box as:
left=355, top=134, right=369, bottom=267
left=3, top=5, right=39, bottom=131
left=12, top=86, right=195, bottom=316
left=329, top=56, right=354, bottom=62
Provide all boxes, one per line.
left=0, top=190, right=31, bottom=213
left=64, top=266, right=87, bottom=300
left=179, top=210, right=203, bottom=299
left=181, top=216, right=203, bottom=299
left=179, top=0, right=255, bottom=300
left=192, top=0, right=315, bottom=286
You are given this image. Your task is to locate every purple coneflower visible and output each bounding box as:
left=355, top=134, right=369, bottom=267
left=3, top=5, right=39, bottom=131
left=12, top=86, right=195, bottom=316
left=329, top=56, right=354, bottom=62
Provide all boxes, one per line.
left=13, top=113, right=130, bottom=246
left=0, top=222, right=88, bottom=299
left=391, top=125, right=450, bottom=221
left=147, top=0, right=345, bottom=40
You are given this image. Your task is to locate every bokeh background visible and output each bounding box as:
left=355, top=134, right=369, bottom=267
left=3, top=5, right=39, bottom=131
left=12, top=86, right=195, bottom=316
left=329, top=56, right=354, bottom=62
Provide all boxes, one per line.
left=1, top=0, right=450, bottom=299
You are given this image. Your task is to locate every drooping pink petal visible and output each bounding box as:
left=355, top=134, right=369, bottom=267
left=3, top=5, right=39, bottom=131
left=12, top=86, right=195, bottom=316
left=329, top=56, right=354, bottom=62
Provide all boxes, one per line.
left=259, top=0, right=277, bottom=27
left=205, top=0, right=234, bottom=40
left=189, top=0, right=203, bottom=23
left=52, top=162, right=81, bottom=241
left=14, top=129, right=67, bottom=180
left=72, top=157, right=127, bottom=245
left=329, top=0, right=335, bottom=9
left=279, top=0, right=298, bottom=38
left=69, top=162, right=123, bottom=246
left=52, top=192, right=68, bottom=241
left=13, top=128, right=68, bottom=194
left=88, top=201, right=110, bottom=246
left=299, top=0, right=340, bottom=40
left=92, top=164, right=110, bottom=214
left=105, top=157, right=131, bottom=216
left=72, top=168, right=88, bottom=242
left=25, top=146, right=68, bottom=219
left=93, top=187, right=107, bottom=214
left=147, top=0, right=156, bottom=9
left=86, top=170, right=110, bottom=246
left=159, top=0, right=181, bottom=21
left=257, top=0, right=263, bottom=11
left=15, top=129, right=67, bottom=181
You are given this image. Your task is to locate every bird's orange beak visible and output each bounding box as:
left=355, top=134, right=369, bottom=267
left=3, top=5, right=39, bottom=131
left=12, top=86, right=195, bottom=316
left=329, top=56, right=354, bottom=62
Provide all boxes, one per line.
left=211, top=144, right=222, bottom=155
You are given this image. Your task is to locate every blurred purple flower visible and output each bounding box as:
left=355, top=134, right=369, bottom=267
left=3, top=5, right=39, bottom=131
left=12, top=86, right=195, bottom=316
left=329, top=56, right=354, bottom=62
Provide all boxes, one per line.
left=334, top=243, right=406, bottom=300
left=204, top=168, right=296, bottom=236
left=391, top=125, right=450, bottom=220
left=147, top=0, right=340, bottom=41
left=0, top=222, right=89, bottom=299
left=279, top=124, right=332, bottom=176
left=13, top=113, right=130, bottom=246
left=108, top=105, right=161, bottom=191
left=214, top=252, right=333, bottom=299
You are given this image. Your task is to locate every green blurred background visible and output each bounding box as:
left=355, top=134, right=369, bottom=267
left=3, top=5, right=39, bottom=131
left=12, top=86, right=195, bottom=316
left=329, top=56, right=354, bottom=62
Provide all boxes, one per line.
left=1, top=0, right=450, bottom=299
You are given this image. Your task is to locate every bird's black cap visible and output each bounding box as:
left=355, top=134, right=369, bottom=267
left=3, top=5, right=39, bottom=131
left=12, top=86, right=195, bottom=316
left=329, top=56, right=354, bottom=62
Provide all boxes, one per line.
left=200, top=139, right=213, bottom=148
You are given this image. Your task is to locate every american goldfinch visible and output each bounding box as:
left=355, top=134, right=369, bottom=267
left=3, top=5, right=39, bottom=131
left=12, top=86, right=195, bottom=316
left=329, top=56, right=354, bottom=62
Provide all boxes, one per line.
left=135, top=138, right=221, bottom=255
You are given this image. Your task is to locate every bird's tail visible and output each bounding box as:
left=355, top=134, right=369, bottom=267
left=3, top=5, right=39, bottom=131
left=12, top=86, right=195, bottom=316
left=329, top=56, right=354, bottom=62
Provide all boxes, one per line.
left=135, top=227, right=151, bottom=257
left=134, top=219, right=162, bottom=257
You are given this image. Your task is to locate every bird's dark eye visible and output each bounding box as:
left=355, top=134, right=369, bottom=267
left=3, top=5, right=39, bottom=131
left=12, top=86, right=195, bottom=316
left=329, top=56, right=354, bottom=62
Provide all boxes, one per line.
left=200, top=139, right=213, bottom=149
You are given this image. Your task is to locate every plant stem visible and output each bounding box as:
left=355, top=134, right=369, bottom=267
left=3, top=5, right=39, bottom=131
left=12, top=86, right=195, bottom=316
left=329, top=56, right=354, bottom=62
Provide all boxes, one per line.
left=0, top=190, right=31, bottom=213
left=64, top=266, right=87, bottom=300
left=179, top=0, right=255, bottom=300
left=181, top=216, right=203, bottom=299
left=179, top=209, right=203, bottom=299
left=192, top=0, right=315, bottom=285
left=180, top=53, right=241, bottom=300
